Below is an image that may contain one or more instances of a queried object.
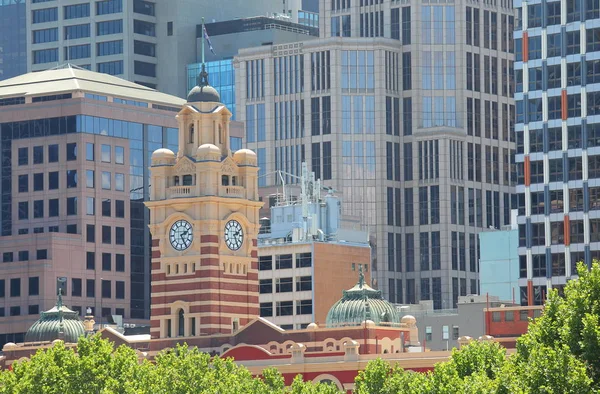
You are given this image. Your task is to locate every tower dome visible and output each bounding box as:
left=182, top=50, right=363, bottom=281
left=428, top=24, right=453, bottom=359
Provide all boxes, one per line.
left=25, top=291, right=85, bottom=343
left=187, top=64, right=221, bottom=103
left=326, top=269, right=400, bottom=328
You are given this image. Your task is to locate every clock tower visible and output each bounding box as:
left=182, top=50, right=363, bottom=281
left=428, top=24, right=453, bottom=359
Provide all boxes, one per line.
left=146, top=66, right=262, bottom=339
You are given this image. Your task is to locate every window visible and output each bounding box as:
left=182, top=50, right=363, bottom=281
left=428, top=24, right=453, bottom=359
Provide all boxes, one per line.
left=85, top=169, right=95, bottom=188
left=33, top=146, right=43, bottom=164
left=48, top=198, right=59, bottom=217
left=115, top=146, right=124, bottom=164
left=86, top=252, right=95, bottom=270
left=97, top=0, right=122, bottom=15
left=115, top=200, right=125, bottom=218
left=102, top=199, right=111, bottom=217
left=101, top=144, right=111, bottom=162
left=33, top=8, right=58, bottom=23
left=97, top=19, right=123, bottom=36
left=33, top=200, right=44, bottom=218
left=275, top=254, right=293, bottom=269
left=134, top=61, right=156, bottom=77
left=97, top=40, right=123, bottom=56
left=33, top=173, right=43, bottom=191
left=18, top=175, right=28, bottom=193
left=10, top=307, right=21, bottom=316
left=86, top=279, right=95, bottom=297
left=16, top=149, right=30, bottom=168
left=67, top=224, right=77, bottom=234
left=276, top=277, right=293, bottom=293
left=295, top=253, right=311, bottom=268
left=29, top=277, right=39, bottom=296
left=276, top=301, right=293, bottom=316
left=134, top=40, right=156, bottom=57
left=101, top=280, right=111, bottom=298
left=167, top=21, right=173, bottom=36
left=102, top=226, right=111, bottom=244
left=259, top=279, right=272, bottom=294
left=66, top=197, right=77, bottom=215
left=260, top=302, right=272, bottom=317
left=115, top=227, right=125, bottom=245
left=67, top=170, right=78, bottom=188
left=133, top=20, right=156, bottom=37
left=97, top=60, right=124, bottom=75
left=134, top=0, right=155, bottom=16
left=115, top=173, right=124, bottom=191
left=116, top=281, right=125, bottom=299
left=10, top=278, right=20, bottom=297
left=64, top=24, right=90, bottom=40
left=3, top=252, right=13, bottom=263
left=102, top=253, right=111, bottom=271
left=86, top=224, right=95, bottom=243
left=102, top=172, right=111, bottom=189
left=296, top=300, right=312, bottom=315
left=492, top=311, right=501, bottom=322
left=33, top=28, right=58, bottom=44
left=48, top=144, right=59, bottom=162
left=567, top=31, right=581, bottom=55
left=116, top=254, right=125, bottom=272
left=18, top=202, right=28, bottom=220
left=49, top=172, right=59, bottom=190
left=259, top=256, right=272, bottom=270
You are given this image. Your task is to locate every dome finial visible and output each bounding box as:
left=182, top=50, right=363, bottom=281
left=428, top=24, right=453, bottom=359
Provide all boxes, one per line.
left=196, top=63, right=209, bottom=88
left=358, top=265, right=365, bottom=288
left=57, top=287, right=63, bottom=309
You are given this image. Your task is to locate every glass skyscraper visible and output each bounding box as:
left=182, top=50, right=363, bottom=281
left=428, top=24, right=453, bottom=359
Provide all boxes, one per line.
left=0, top=0, right=26, bottom=81
left=515, top=0, right=600, bottom=305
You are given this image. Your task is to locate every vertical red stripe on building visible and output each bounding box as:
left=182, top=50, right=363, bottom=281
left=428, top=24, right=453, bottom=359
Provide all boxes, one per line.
left=522, top=32, right=528, bottom=63
left=564, top=215, right=570, bottom=246
left=527, top=280, right=534, bottom=307
left=524, top=156, right=531, bottom=187
left=561, top=90, right=568, bottom=120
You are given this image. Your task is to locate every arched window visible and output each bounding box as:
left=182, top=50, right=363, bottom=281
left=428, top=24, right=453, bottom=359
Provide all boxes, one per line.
left=231, top=176, right=237, bottom=186
left=178, top=309, right=184, bottom=337
left=182, top=174, right=193, bottom=185
left=222, top=175, right=229, bottom=186
left=174, top=176, right=180, bottom=186
left=189, top=124, right=194, bottom=143
left=218, top=125, right=222, bottom=144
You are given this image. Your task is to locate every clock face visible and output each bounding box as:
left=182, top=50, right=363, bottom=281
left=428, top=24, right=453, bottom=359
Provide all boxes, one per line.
left=224, top=220, right=243, bottom=251
left=169, top=220, right=193, bottom=251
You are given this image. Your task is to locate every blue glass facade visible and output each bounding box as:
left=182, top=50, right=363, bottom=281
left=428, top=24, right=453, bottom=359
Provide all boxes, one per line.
left=0, top=115, right=178, bottom=319
left=187, top=60, right=235, bottom=119
left=0, top=0, right=26, bottom=81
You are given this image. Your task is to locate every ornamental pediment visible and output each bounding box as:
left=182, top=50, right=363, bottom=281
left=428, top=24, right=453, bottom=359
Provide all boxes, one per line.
left=221, top=157, right=237, bottom=175
left=173, top=157, right=196, bottom=175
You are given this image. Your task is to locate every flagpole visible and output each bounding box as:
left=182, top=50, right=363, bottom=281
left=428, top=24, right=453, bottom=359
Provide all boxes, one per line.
left=201, top=17, right=205, bottom=67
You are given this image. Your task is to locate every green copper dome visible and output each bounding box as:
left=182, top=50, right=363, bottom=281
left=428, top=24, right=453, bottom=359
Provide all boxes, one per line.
left=326, top=270, right=400, bottom=328
left=25, top=291, right=85, bottom=343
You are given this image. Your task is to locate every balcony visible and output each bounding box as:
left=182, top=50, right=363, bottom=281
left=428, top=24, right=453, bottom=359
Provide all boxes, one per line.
left=221, top=185, right=244, bottom=198
left=167, top=186, right=192, bottom=199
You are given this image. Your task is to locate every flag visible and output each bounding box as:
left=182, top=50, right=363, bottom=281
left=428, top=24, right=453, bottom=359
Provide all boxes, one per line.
left=203, top=26, right=215, bottom=55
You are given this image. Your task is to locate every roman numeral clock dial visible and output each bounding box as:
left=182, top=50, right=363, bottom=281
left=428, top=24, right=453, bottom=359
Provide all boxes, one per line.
left=224, top=220, right=243, bottom=251
left=169, top=220, right=193, bottom=251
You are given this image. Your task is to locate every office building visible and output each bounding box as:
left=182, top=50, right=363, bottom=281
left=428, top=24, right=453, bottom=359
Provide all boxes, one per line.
left=238, top=0, right=517, bottom=309
left=186, top=15, right=319, bottom=119
left=0, top=0, right=27, bottom=80
left=514, top=0, right=600, bottom=304
left=258, top=164, right=371, bottom=329
left=0, top=65, right=183, bottom=345
left=12, top=0, right=309, bottom=96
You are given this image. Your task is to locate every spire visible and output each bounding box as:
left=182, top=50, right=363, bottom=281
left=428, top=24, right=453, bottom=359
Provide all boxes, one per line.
left=358, top=265, right=365, bottom=288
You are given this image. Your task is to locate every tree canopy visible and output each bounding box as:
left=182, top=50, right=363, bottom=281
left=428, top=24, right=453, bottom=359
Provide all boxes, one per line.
left=2, top=261, right=600, bottom=393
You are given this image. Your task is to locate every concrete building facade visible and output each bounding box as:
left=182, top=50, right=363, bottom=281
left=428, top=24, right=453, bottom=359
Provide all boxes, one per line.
left=237, top=0, right=517, bottom=309
left=514, top=0, right=600, bottom=304
left=0, top=65, right=183, bottom=345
